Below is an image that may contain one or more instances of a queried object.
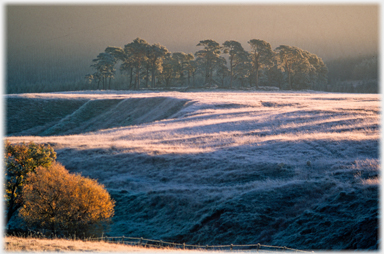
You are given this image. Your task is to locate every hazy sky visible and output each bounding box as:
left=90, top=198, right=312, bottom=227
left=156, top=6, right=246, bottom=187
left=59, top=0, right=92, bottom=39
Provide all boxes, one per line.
left=6, top=4, right=378, bottom=65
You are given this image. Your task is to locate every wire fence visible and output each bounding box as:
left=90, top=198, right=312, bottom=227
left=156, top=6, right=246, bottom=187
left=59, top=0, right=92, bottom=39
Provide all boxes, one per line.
left=86, top=235, right=313, bottom=252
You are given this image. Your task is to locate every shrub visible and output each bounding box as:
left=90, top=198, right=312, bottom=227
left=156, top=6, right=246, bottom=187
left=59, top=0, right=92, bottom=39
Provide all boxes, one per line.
left=5, top=141, right=56, bottom=224
left=19, top=162, right=115, bottom=236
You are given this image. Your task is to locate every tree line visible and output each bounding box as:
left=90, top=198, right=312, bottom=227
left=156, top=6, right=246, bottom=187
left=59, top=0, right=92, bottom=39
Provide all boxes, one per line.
left=325, top=54, right=378, bottom=93
left=86, top=38, right=328, bottom=91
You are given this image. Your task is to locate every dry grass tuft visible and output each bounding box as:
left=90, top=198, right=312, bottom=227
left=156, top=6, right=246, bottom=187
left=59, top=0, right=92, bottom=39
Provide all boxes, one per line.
left=4, top=236, right=195, bottom=252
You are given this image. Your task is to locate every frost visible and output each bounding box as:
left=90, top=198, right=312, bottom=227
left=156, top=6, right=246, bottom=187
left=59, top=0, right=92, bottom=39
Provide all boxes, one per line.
left=6, top=90, right=379, bottom=250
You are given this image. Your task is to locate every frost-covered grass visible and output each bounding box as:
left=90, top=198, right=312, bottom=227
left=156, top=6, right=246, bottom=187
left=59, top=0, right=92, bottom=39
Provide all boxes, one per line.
left=6, top=90, right=380, bottom=250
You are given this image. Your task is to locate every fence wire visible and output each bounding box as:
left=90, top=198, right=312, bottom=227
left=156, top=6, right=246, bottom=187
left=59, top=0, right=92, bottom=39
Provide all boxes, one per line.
left=86, top=236, right=312, bottom=252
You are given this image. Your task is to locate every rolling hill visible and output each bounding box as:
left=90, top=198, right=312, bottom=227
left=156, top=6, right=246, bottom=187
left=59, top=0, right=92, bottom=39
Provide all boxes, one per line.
left=6, top=90, right=379, bottom=250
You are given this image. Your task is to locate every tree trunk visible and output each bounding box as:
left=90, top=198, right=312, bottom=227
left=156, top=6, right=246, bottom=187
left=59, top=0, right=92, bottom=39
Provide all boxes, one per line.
left=6, top=206, right=15, bottom=225
left=287, top=67, right=292, bottom=90
left=180, top=72, right=184, bottom=87
left=255, top=66, right=259, bottom=89
left=146, top=67, right=149, bottom=88
left=254, top=53, right=259, bottom=89
left=230, top=57, right=233, bottom=89
left=205, top=58, right=210, bottom=86
left=129, top=68, right=133, bottom=89
left=286, top=62, right=292, bottom=90
left=209, top=67, right=213, bottom=87
left=136, top=61, right=141, bottom=90
left=136, top=69, right=140, bottom=90
left=6, top=202, right=21, bottom=225
left=152, top=69, right=156, bottom=88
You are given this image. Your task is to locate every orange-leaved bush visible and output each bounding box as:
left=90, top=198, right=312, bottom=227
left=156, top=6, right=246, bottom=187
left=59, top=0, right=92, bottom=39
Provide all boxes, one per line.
left=19, top=162, right=115, bottom=235
left=5, top=141, right=56, bottom=224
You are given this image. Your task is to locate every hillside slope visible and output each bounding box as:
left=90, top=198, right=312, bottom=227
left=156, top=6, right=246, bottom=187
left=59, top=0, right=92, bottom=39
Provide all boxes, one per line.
left=7, top=96, right=191, bottom=136
left=6, top=90, right=379, bottom=250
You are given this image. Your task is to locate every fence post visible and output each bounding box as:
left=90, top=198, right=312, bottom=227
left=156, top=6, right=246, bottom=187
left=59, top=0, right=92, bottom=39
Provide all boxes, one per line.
left=160, top=240, right=163, bottom=248
left=122, top=236, right=124, bottom=244
left=257, top=243, right=260, bottom=252
left=230, top=244, right=233, bottom=251
left=139, top=237, right=143, bottom=246
left=206, top=245, right=208, bottom=250
left=183, top=243, right=186, bottom=250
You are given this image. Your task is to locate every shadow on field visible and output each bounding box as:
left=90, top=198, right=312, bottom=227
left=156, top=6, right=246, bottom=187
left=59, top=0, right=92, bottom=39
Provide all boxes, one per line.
left=6, top=97, right=191, bottom=136
left=54, top=140, right=378, bottom=251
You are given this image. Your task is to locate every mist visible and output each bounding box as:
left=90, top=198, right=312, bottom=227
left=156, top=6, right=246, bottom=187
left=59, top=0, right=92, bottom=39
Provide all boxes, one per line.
left=5, top=4, right=378, bottom=92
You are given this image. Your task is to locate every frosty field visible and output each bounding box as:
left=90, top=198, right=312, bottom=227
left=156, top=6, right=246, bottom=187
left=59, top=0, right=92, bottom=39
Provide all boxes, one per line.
left=6, top=90, right=379, bottom=250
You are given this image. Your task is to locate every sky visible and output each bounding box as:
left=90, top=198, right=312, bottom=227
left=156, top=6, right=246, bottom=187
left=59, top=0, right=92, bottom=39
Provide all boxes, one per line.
left=6, top=4, right=378, bottom=62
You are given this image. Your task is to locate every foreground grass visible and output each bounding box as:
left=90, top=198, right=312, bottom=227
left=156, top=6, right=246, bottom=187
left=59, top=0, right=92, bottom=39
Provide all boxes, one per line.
left=4, top=236, right=194, bottom=252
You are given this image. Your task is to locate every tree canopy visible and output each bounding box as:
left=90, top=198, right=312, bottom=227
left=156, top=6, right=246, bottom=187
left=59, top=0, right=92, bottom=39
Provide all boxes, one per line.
left=248, top=39, right=274, bottom=89
left=223, top=40, right=246, bottom=88
left=87, top=38, right=328, bottom=91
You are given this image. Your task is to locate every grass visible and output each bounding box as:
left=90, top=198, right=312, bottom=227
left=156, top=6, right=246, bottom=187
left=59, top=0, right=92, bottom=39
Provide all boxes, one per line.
left=5, top=90, right=379, bottom=250
left=4, top=236, right=198, bottom=252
